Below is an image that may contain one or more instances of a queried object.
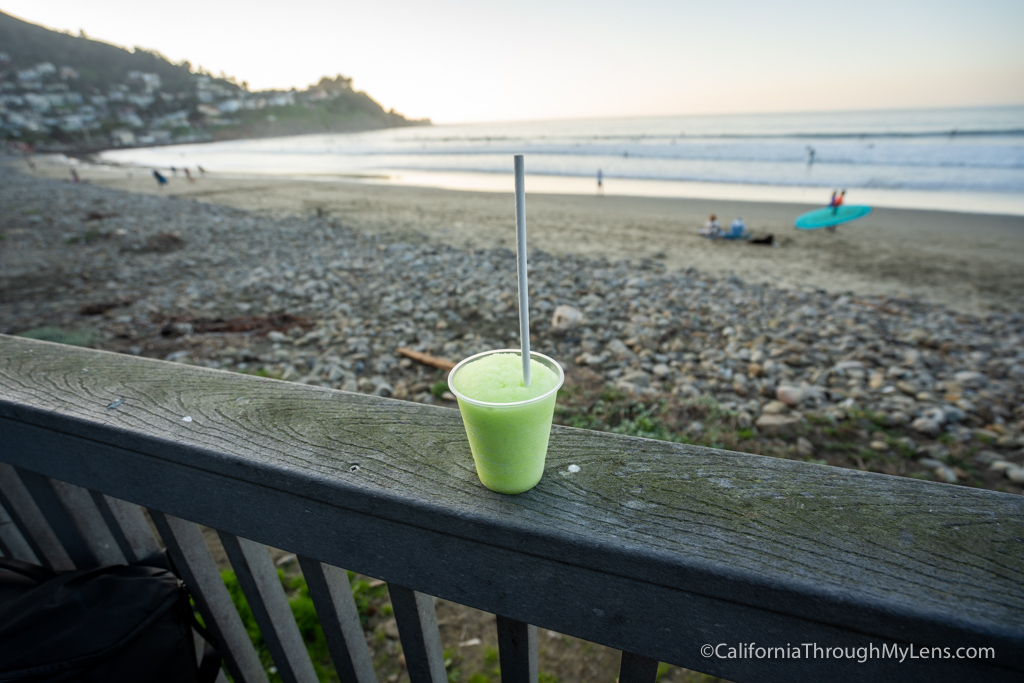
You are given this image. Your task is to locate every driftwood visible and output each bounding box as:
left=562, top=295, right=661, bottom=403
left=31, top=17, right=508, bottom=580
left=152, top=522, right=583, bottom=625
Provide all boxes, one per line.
left=396, top=347, right=456, bottom=371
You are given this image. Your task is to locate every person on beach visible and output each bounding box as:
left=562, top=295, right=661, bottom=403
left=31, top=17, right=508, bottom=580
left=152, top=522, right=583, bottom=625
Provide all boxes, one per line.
left=729, top=217, right=748, bottom=239
left=184, top=168, right=194, bottom=183
left=170, top=166, right=177, bottom=177
left=152, top=169, right=168, bottom=187
left=197, top=165, right=206, bottom=176
left=832, top=189, right=846, bottom=215
left=70, top=169, right=79, bottom=183
left=597, top=169, right=604, bottom=196
left=807, top=146, right=816, bottom=166
left=700, top=214, right=722, bottom=238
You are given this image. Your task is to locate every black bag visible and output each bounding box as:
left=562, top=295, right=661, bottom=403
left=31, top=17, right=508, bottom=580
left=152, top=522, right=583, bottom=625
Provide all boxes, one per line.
left=0, top=553, right=221, bottom=683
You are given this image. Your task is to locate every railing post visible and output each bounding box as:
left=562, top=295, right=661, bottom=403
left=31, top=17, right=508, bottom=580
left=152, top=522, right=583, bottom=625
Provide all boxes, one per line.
left=0, top=463, right=74, bottom=571
left=47, top=479, right=126, bottom=566
left=90, top=492, right=160, bottom=563
left=618, top=651, right=660, bottom=683
left=0, top=498, right=38, bottom=563
left=13, top=469, right=96, bottom=568
left=496, top=615, right=537, bottom=683
left=152, top=513, right=269, bottom=683
left=297, top=556, right=377, bottom=683
left=218, top=532, right=318, bottom=683
left=388, top=583, right=447, bottom=683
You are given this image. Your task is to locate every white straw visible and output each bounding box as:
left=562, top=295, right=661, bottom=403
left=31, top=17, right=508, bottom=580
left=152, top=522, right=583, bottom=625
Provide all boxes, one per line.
left=514, top=154, right=531, bottom=387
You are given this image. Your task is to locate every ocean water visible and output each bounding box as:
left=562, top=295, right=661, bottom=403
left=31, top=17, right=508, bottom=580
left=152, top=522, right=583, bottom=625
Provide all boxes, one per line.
left=100, top=106, right=1024, bottom=215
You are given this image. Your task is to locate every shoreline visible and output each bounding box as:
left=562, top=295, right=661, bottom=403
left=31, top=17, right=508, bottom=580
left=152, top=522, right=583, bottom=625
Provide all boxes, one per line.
left=22, top=154, right=1024, bottom=314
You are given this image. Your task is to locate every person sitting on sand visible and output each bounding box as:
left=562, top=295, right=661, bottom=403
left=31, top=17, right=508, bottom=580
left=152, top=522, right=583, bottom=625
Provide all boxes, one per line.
left=700, top=214, right=722, bottom=238
left=729, top=217, right=748, bottom=239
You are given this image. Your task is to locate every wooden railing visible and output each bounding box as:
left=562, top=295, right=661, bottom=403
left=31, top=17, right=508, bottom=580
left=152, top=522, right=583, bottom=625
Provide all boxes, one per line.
left=1, top=334, right=1022, bottom=683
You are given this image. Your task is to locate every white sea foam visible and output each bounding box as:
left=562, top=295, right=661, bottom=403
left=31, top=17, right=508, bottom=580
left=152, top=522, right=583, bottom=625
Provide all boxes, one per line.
left=101, top=105, right=1024, bottom=211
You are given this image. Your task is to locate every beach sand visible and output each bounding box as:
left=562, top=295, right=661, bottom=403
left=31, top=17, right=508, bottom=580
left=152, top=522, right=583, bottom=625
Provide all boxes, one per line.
left=33, top=158, right=1024, bottom=314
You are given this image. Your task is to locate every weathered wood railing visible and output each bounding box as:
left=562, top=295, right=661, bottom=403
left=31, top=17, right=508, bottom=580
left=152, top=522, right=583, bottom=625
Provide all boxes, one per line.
left=0, top=334, right=1022, bottom=682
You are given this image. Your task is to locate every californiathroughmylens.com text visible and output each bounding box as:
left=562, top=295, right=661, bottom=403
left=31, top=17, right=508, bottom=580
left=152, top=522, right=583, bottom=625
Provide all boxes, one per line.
left=701, top=643, right=995, bottom=664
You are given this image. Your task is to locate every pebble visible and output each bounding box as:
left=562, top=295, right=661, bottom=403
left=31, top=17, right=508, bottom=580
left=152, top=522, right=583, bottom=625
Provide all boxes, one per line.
left=550, top=305, right=583, bottom=332
left=755, top=414, right=801, bottom=436
left=776, top=385, right=803, bottom=407
left=911, top=417, right=941, bottom=436
left=762, top=401, right=790, bottom=415
left=2, top=165, right=1023, bottom=474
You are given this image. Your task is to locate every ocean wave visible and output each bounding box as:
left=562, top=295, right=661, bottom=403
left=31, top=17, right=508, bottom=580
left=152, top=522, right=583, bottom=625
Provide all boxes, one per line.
left=101, top=105, right=1024, bottom=195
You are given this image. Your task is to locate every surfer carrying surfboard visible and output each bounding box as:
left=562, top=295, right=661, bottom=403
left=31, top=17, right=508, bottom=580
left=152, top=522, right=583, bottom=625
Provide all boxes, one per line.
left=795, top=193, right=870, bottom=231
left=831, top=189, right=846, bottom=215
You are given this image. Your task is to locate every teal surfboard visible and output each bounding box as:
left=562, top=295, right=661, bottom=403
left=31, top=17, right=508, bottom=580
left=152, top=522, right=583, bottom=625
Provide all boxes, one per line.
left=795, top=205, right=871, bottom=229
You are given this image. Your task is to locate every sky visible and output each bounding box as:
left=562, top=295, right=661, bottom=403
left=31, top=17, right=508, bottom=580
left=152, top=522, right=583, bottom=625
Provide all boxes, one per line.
left=3, top=0, right=1024, bottom=123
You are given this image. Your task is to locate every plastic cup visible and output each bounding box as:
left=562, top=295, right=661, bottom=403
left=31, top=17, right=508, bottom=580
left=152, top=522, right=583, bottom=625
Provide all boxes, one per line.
left=448, top=349, right=564, bottom=494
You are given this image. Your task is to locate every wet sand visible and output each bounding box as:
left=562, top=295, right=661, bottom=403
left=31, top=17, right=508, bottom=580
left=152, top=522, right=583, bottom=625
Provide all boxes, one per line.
left=31, top=157, right=1024, bottom=314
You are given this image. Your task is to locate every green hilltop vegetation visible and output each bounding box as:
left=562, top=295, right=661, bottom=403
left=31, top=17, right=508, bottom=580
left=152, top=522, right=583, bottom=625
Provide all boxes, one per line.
left=0, top=11, right=201, bottom=93
left=0, top=10, right=428, bottom=150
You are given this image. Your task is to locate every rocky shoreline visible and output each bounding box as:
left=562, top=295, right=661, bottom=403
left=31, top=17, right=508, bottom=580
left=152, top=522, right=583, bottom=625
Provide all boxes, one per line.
left=2, top=162, right=1022, bottom=494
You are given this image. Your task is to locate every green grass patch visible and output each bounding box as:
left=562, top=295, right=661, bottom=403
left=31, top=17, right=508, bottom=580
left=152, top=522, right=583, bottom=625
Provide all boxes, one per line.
left=891, top=439, right=917, bottom=459
left=431, top=378, right=450, bottom=398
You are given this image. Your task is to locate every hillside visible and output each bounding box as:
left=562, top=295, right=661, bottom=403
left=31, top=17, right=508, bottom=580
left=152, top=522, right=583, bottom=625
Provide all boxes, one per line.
left=0, top=11, right=428, bottom=150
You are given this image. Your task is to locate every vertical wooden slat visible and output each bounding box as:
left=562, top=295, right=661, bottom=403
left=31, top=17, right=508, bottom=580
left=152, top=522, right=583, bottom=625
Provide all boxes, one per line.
left=90, top=492, right=160, bottom=563
left=297, top=556, right=378, bottom=683
left=618, top=651, right=660, bottom=683
left=46, top=479, right=125, bottom=566
left=387, top=583, right=447, bottom=683
left=151, top=512, right=269, bottom=683
left=496, top=615, right=537, bottom=683
left=0, top=463, right=74, bottom=571
left=218, top=532, right=318, bottom=683
left=14, top=469, right=96, bottom=568
left=0, top=498, right=39, bottom=563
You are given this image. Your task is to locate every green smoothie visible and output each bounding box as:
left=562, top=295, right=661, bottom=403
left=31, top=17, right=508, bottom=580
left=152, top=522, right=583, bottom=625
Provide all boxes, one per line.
left=449, top=350, right=563, bottom=494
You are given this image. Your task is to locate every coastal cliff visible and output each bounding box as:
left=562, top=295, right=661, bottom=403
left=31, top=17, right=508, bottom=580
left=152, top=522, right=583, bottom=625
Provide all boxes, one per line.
left=0, top=10, right=429, bottom=152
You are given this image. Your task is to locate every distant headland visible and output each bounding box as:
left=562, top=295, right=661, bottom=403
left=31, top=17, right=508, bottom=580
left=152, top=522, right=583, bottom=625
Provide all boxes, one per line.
left=0, top=10, right=430, bottom=153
